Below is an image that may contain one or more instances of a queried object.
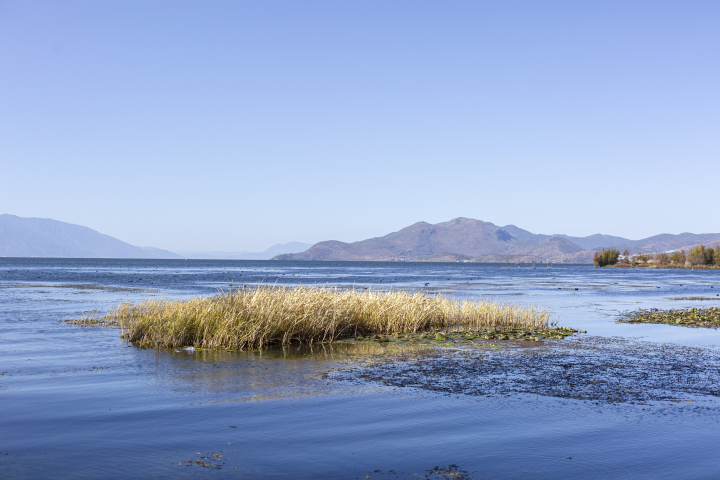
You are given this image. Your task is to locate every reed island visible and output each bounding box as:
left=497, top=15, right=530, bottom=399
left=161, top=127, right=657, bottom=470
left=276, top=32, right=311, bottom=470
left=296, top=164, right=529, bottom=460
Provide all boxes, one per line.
left=66, top=285, right=579, bottom=350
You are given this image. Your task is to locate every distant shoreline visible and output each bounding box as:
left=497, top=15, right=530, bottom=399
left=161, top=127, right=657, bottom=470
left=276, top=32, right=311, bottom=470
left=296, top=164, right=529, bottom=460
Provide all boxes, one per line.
left=605, top=264, right=720, bottom=270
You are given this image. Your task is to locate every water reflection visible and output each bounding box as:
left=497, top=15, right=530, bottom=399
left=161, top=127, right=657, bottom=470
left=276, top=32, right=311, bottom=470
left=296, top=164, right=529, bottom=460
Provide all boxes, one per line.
left=147, top=341, right=436, bottom=402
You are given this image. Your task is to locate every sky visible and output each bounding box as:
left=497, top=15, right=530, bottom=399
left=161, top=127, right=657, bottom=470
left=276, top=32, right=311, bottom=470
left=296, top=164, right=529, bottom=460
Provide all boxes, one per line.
left=1, top=1, right=719, bottom=252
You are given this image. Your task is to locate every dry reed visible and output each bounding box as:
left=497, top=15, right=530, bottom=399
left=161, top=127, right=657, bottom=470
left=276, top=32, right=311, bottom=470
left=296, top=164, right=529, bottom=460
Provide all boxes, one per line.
left=69, top=285, right=552, bottom=350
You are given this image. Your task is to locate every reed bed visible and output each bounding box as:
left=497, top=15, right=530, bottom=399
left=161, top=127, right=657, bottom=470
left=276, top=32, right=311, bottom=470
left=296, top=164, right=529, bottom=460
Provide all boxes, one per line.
left=68, top=286, right=552, bottom=350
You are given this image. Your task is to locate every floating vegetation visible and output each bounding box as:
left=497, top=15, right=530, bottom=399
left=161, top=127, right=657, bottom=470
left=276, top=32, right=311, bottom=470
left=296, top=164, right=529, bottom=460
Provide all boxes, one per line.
left=346, top=326, right=583, bottom=346
left=179, top=451, right=225, bottom=469
left=618, top=307, right=720, bottom=328
left=63, top=316, right=121, bottom=327
left=64, top=285, right=556, bottom=350
left=362, top=464, right=475, bottom=479
left=426, top=465, right=474, bottom=480
left=668, top=297, right=720, bottom=301
left=331, top=337, right=720, bottom=403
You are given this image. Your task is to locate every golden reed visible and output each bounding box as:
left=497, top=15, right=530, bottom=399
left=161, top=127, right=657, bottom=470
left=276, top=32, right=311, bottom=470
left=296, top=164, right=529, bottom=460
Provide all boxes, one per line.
left=68, top=285, right=551, bottom=350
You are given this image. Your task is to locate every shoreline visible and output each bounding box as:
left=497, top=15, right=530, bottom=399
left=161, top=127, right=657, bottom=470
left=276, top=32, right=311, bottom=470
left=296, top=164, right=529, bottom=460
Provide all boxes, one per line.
left=604, top=264, right=720, bottom=270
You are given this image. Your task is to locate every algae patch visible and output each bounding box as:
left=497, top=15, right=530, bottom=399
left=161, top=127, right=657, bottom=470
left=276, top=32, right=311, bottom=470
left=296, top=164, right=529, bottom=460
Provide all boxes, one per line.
left=343, top=326, right=583, bottom=347
left=618, top=307, right=720, bottom=328
left=178, top=451, right=225, bottom=470
left=362, top=464, right=475, bottom=479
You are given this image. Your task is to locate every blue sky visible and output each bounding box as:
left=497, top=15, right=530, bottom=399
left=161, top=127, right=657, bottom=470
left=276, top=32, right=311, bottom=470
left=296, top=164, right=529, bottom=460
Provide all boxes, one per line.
left=1, top=1, right=718, bottom=251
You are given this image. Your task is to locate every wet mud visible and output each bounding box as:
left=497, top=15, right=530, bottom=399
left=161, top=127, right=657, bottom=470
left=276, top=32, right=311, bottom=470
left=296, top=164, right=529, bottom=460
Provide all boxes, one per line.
left=331, top=337, right=720, bottom=404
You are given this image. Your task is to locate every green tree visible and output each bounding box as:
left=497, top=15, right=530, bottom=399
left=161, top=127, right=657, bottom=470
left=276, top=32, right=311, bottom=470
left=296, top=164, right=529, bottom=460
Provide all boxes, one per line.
left=715, top=246, right=720, bottom=266
left=656, top=252, right=669, bottom=265
left=689, top=245, right=712, bottom=265
left=669, top=250, right=684, bottom=264
left=636, top=252, right=651, bottom=263
left=594, top=249, right=620, bottom=267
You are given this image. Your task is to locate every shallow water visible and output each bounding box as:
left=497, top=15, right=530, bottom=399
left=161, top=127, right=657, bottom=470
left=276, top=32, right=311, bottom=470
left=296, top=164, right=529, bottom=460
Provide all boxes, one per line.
left=1, top=259, right=720, bottom=479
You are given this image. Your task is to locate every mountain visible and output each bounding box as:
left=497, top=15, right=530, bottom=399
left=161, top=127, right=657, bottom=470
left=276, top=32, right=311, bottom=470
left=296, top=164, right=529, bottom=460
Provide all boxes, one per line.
left=138, top=246, right=183, bottom=259
left=615, top=233, right=720, bottom=253
left=282, top=218, right=595, bottom=263
left=255, top=242, right=313, bottom=258
left=180, top=242, right=312, bottom=260
left=274, top=217, right=720, bottom=263
left=286, top=219, right=522, bottom=261
left=175, top=250, right=250, bottom=259
left=0, top=214, right=181, bottom=259
left=508, top=235, right=584, bottom=257
left=559, top=234, right=632, bottom=250
left=500, top=225, right=551, bottom=243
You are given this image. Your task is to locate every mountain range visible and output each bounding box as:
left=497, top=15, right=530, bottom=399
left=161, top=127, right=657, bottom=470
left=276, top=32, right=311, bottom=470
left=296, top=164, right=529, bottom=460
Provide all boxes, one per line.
left=177, top=242, right=312, bottom=260
left=0, top=214, right=310, bottom=260
left=3, top=214, right=719, bottom=263
left=274, top=217, right=720, bottom=263
left=0, top=214, right=181, bottom=259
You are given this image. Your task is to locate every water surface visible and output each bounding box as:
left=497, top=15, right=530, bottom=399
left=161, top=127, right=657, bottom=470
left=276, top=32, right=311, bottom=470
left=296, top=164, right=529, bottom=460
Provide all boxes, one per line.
left=2, top=259, right=720, bottom=478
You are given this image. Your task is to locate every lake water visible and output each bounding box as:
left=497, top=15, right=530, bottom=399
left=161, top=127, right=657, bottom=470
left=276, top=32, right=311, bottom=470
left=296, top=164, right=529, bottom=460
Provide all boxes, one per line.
left=2, top=258, right=720, bottom=479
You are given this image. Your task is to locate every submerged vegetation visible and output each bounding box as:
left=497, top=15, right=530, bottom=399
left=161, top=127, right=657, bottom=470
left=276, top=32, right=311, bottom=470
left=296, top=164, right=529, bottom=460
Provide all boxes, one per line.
left=65, top=285, right=561, bottom=350
left=618, top=307, right=720, bottom=328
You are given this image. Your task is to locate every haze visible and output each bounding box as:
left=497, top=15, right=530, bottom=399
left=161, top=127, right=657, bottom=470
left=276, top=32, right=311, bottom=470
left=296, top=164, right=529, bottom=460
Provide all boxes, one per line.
left=2, top=1, right=718, bottom=252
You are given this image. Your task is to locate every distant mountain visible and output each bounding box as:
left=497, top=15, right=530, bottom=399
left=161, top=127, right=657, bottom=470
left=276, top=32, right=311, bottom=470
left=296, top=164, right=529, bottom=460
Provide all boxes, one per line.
left=273, top=217, right=720, bottom=264
left=281, top=218, right=594, bottom=263
left=614, top=233, right=720, bottom=253
left=0, top=214, right=181, bottom=259
left=499, top=225, right=551, bottom=243
left=180, top=242, right=312, bottom=260
left=138, top=246, right=183, bottom=259
left=258, top=242, right=313, bottom=258
left=507, top=235, right=584, bottom=257
left=176, top=250, right=250, bottom=259
left=559, top=234, right=633, bottom=250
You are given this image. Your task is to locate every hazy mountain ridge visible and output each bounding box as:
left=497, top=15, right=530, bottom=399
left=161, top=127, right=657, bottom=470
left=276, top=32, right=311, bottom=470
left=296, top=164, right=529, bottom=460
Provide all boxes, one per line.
left=179, top=242, right=312, bottom=260
left=275, top=218, right=720, bottom=263
left=0, top=214, right=181, bottom=259
left=614, top=234, right=720, bottom=253
left=138, top=246, right=183, bottom=259
left=5, top=213, right=716, bottom=263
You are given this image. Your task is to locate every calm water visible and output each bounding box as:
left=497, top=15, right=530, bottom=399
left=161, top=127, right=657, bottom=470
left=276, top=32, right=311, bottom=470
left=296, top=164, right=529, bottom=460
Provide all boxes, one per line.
left=2, top=259, right=720, bottom=479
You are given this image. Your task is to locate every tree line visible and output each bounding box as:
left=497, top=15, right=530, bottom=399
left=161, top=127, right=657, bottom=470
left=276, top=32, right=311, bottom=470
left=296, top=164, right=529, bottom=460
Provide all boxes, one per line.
left=594, top=245, right=720, bottom=267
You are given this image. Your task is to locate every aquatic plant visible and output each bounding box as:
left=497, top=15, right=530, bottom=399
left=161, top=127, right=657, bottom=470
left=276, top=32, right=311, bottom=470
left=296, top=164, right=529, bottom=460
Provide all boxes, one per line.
left=66, top=286, right=552, bottom=349
left=618, top=306, right=720, bottom=327
left=350, top=326, right=582, bottom=345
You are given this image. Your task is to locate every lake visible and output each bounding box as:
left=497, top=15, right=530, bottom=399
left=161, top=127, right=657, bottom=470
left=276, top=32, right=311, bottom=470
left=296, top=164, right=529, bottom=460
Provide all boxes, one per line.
left=1, top=258, right=720, bottom=479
